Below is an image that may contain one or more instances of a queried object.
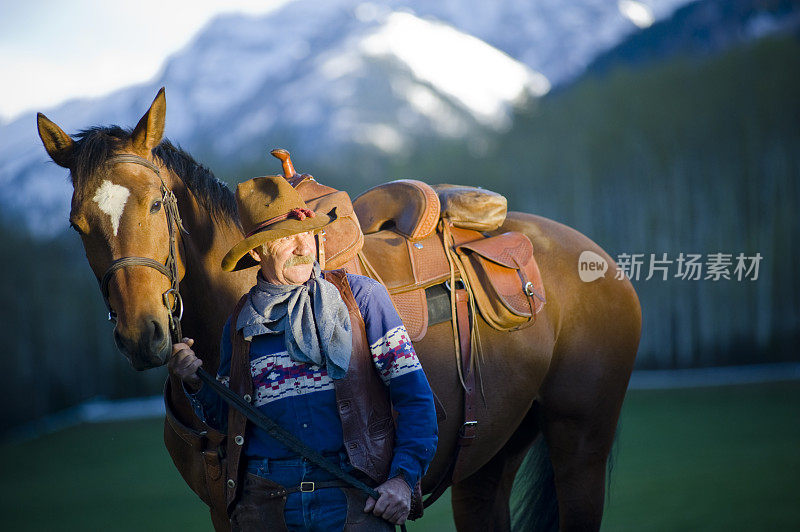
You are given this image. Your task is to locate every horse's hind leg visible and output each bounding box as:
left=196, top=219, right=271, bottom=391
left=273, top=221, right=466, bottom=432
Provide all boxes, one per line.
left=539, top=343, right=636, bottom=531
left=450, top=407, right=540, bottom=532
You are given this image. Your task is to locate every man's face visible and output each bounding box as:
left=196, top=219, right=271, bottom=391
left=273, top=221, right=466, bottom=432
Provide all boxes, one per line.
left=249, top=231, right=317, bottom=285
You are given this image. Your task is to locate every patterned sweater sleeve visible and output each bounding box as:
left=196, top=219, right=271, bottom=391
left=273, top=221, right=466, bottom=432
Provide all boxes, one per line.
left=183, top=318, right=232, bottom=433
left=348, top=274, right=439, bottom=490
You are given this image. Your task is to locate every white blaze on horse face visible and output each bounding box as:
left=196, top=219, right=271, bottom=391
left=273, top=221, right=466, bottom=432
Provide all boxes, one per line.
left=92, top=180, right=131, bottom=236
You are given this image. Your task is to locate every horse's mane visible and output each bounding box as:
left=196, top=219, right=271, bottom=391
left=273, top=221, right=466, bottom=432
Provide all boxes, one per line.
left=70, top=126, right=238, bottom=224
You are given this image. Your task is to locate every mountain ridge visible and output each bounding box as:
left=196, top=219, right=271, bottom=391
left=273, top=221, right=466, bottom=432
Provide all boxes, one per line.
left=0, top=0, right=718, bottom=234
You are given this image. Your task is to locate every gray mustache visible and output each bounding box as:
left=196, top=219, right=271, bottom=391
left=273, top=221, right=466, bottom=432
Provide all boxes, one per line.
left=284, top=254, right=314, bottom=268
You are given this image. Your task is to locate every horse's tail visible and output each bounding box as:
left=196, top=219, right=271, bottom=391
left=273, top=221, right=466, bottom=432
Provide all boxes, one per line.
left=511, top=435, right=559, bottom=532
left=606, top=425, right=621, bottom=504
left=511, top=428, right=621, bottom=532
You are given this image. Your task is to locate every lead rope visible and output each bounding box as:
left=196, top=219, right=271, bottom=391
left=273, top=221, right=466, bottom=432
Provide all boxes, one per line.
left=195, top=369, right=409, bottom=530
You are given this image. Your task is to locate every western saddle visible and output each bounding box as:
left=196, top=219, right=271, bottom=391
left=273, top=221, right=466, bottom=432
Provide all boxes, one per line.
left=271, top=149, right=545, bottom=338
left=271, top=149, right=546, bottom=498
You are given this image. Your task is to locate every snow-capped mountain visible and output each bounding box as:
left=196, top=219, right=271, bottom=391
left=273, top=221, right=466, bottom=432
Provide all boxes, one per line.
left=1, top=0, right=694, bottom=234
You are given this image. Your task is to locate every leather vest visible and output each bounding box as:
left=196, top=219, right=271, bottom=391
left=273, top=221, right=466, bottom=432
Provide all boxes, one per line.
left=223, top=269, right=395, bottom=513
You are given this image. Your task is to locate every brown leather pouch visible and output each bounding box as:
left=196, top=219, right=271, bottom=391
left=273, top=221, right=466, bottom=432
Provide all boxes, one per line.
left=229, top=473, right=289, bottom=532
left=455, top=232, right=545, bottom=331
left=342, top=487, right=396, bottom=532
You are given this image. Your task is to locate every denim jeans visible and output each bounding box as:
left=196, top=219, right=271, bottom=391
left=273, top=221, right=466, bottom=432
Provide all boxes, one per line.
left=246, top=452, right=351, bottom=532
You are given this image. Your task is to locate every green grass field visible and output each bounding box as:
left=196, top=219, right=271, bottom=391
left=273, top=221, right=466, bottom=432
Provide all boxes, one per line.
left=1, top=382, right=798, bottom=531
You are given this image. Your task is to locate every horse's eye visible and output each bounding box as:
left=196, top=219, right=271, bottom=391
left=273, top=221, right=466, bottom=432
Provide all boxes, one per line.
left=69, top=221, right=82, bottom=234
left=150, top=200, right=162, bottom=214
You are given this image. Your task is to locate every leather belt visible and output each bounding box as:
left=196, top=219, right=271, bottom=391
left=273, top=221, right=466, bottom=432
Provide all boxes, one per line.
left=294, top=480, right=350, bottom=494
left=260, top=480, right=352, bottom=500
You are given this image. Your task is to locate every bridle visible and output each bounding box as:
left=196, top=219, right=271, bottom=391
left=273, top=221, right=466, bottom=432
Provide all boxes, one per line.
left=98, top=154, right=187, bottom=350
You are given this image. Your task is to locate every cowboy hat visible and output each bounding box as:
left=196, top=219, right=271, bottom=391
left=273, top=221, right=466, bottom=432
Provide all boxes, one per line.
left=222, top=175, right=336, bottom=272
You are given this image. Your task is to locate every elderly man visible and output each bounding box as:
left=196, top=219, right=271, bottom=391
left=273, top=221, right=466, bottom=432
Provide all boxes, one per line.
left=169, top=174, right=438, bottom=531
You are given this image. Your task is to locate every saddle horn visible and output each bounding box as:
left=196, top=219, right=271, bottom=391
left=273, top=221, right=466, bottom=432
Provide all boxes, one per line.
left=270, top=148, right=296, bottom=179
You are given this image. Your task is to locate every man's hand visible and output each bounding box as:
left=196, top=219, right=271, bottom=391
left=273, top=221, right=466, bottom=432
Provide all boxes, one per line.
left=168, top=337, right=203, bottom=392
left=363, top=475, right=411, bottom=525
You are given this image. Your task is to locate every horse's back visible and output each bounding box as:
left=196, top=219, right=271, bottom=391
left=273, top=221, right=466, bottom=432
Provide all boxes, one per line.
left=498, top=211, right=642, bottom=348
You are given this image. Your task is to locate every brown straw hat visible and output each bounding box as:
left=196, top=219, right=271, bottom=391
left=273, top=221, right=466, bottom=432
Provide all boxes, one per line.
left=222, top=175, right=336, bottom=272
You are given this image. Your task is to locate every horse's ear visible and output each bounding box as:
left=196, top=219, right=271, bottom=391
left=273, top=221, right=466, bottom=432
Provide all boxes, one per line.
left=131, top=87, right=166, bottom=154
left=37, top=113, right=75, bottom=168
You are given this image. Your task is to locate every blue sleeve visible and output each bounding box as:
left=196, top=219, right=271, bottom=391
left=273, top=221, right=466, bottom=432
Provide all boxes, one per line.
left=184, top=317, right=232, bottom=433
left=348, top=274, right=439, bottom=489
left=387, top=371, right=439, bottom=490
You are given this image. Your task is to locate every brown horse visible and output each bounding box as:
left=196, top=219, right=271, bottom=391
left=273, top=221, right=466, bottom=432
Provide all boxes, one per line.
left=37, top=89, right=641, bottom=531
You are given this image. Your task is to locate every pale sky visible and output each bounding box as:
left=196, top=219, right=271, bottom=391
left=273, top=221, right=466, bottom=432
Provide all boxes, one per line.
left=0, top=0, right=289, bottom=123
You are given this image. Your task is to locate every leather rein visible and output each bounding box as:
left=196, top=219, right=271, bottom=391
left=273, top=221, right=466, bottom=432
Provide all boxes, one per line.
left=99, top=154, right=187, bottom=348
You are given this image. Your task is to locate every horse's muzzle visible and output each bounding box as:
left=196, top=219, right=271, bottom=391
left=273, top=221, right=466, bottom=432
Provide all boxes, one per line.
left=114, top=318, right=171, bottom=370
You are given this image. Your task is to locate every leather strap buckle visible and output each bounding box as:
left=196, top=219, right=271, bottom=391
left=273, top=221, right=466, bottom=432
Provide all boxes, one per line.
left=300, top=481, right=315, bottom=492
left=459, top=420, right=477, bottom=437
left=524, top=281, right=535, bottom=296
left=444, top=279, right=466, bottom=292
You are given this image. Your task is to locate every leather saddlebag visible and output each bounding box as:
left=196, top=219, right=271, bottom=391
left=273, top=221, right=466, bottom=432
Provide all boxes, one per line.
left=455, top=232, right=545, bottom=331
left=432, top=184, right=507, bottom=231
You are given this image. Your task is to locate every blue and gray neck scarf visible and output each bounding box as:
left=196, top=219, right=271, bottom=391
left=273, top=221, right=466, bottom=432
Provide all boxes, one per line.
left=236, top=262, right=352, bottom=379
